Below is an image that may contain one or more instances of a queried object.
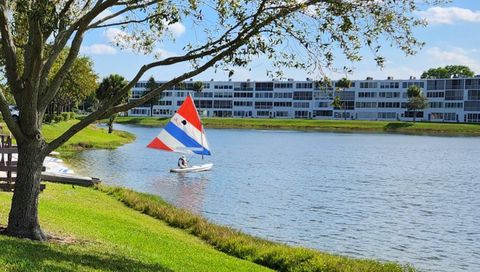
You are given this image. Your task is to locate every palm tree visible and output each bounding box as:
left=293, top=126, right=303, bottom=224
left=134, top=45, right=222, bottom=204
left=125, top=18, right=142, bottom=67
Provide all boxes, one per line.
left=96, top=74, right=130, bottom=133
left=145, top=76, right=161, bottom=117
left=406, top=85, right=428, bottom=123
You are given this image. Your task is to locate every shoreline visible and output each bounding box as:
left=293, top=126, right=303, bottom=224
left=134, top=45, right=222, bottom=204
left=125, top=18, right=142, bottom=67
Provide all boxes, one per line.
left=112, top=116, right=480, bottom=137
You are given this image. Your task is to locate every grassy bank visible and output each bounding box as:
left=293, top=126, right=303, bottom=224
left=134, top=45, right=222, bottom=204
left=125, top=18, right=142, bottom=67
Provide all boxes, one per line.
left=114, top=116, right=480, bottom=136
left=0, top=184, right=413, bottom=272
left=98, top=185, right=414, bottom=272
left=0, top=184, right=269, bottom=271
left=1, top=120, right=135, bottom=157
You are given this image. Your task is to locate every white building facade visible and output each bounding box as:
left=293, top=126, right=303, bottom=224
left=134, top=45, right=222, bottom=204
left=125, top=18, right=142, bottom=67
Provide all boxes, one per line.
left=128, top=77, right=480, bottom=123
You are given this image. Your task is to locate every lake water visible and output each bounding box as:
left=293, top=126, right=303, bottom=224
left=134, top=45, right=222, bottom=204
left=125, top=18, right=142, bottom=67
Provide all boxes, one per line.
left=70, top=124, right=480, bottom=272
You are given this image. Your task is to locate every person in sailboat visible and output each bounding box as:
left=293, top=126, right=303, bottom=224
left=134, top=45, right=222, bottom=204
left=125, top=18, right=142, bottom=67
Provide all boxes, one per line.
left=178, top=155, right=189, bottom=169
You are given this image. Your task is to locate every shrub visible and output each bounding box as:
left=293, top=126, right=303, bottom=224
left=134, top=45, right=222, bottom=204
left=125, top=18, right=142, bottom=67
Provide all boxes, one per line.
left=53, top=114, right=63, bottom=123
left=61, top=112, right=70, bottom=121
left=44, top=114, right=55, bottom=123
left=69, top=112, right=76, bottom=120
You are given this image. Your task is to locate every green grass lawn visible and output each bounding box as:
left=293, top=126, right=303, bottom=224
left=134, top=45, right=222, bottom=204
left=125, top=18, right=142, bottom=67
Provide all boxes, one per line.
left=42, top=120, right=135, bottom=151
left=0, top=184, right=270, bottom=272
left=113, top=116, right=480, bottom=136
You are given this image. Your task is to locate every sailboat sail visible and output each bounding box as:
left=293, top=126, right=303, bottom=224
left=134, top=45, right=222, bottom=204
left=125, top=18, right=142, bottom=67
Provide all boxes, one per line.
left=147, top=94, right=211, bottom=156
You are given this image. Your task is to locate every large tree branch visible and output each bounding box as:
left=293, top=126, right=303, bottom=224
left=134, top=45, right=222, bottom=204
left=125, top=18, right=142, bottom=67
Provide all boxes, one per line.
left=0, top=0, right=21, bottom=92
left=87, top=0, right=157, bottom=29
left=45, top=0, right=315, bottom=153
left=38, top=0, right=118, bottom=110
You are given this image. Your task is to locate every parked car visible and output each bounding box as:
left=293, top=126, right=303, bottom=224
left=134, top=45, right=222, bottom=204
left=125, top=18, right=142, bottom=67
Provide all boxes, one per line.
left=8, top=105, right=19, bottom=120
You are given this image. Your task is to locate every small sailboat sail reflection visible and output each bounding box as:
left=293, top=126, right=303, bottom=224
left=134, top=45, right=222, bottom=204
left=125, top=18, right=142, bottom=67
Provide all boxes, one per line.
left=147, top=94, right=213, bottom=172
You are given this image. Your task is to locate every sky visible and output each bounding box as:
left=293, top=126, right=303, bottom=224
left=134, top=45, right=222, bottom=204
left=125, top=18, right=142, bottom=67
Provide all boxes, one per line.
left=80, top=1, right=480, bottom=82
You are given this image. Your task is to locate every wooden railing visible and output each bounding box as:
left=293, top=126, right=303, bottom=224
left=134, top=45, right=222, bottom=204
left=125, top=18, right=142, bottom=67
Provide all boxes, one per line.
left=0, top=133, right=46, bottom=192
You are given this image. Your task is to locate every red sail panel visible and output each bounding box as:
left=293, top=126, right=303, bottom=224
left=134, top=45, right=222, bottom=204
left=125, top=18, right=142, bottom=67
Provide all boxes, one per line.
left=176, top=95, right=203, bottom=132
left=147, top=137, right=173, bottom=151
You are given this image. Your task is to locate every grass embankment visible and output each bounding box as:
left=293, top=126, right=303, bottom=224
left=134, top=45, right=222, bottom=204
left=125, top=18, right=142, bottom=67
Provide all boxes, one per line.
left=0, top=184, right=269, bottom=271
left=0, top=184, right=413, bottom=272
left=114, top=116, right=480, bottom=136
left=41, top=120, right=135, bottom=158
left=97, top=185, right=414, bottom=272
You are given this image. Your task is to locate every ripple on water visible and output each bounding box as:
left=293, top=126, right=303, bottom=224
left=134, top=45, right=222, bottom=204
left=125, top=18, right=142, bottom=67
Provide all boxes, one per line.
left=70, top=125, right=480, bottom=272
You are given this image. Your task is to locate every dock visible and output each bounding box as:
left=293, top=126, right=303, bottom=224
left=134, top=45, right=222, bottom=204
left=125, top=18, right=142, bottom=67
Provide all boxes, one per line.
left=0, top=133, right=100, bottom=191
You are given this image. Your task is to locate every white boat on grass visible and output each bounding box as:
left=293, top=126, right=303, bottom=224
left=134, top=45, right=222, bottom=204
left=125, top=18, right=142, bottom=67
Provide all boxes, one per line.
left=147, top=94, right=213, bottom=173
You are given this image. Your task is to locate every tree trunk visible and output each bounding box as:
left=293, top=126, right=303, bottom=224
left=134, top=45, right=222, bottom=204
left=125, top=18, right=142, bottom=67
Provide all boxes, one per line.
left=413, top=110, right=416, bottom=123
left=108, top=114, right=116, bottom=134
left=6, top=139, right=47, bottom=241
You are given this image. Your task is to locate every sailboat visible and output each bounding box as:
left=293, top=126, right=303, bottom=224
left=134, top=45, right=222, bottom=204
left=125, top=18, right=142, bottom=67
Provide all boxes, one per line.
left=147, top=94, right=213, bottom=173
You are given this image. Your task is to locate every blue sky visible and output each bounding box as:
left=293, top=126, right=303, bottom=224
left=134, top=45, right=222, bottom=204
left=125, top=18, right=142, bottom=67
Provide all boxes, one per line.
left=80, top=1, right=480, bottom=82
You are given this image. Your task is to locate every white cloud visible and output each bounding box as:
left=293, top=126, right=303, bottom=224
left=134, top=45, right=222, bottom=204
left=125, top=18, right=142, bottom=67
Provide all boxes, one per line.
left=104, top=27, right=128, bottom=43
left=81, top=44, right=117, bottom=55
left=154, top=48, right=177, bottom=59
left=426, top=46, right=480, bottom=72
left=418, top=6, right=480, bottom=25
left=163, top=21, right=186, bottom=38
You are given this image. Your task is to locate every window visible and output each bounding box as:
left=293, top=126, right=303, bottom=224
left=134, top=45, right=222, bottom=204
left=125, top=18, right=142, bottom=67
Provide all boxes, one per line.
left=378, top=92, right=400, bottom=98
left=194, top=92, right=213, bottom=98
left=274, top=92, right=293, bottom=98
left=464, top=101, right=480, bottom=111
left=255, top=92, right=274, bottom=98
left=358, top=92, right=376, bottom=98
left=359, top=82, right=378, bottom=88
left=233, top=111, right=247, bottom=117
left=378, top=102, right=400, bottom=108
left=214, top=84, right=233, bottom=90
left=294, top=111, right=309, bottom=118
left=377, top=112, right=396, bottom=119
left=404, top=111, right=424, bottom=118
left=402, top=81, right=425, bottom=89
left=234, top=82, right=253, bottom=91
left=466, top=79, right=480, bottom=89
left=445, top=102, right=463, bottom=108
left=293, top=91, right=313, bottom=100
left=213, top=100, right=233, bottom=108
left=158, top=100, right=172, bottom=106
left=131, top=108, right=149, bottom=115
left=468, top=90, right=480, bottom=100
left=234, top=92, right=253, bottom=98
left=296, top=82, right=313, bottom=89
left=380, top=82, right=400, bottom=89
left=273, top=101, right=292, bottom=107
left=429, top=102, right=443, bottom=108
left=430, top=113, right=444, bottom=119
left=152, top=109, right=170, bottom=115
left=293, top=102, right=309, bottom=108
left=213, top=110, right=232, bottom=117
left=255, top=82, right=273, bottom=91
left=274, top=83, right=293, bottom=89
left=313, top=110, right=332, bottom=117
left=233, top=101, right=253, bottom=107
left=426, top=91, right=445, bottom=98
left=256, top=110, right=270, bottom=117
left=444, top=113, right=457, bottom=121
left=195, top=100, right=213, bottom=108
left=333, top=101, right=354, bottom=110
left=276, top=111, right=289, bottom=117
left=255, top=101, right=273, bottom=109
left=334, top=112, right=350, bottom=118
left=356, top=102, right=377, bottom=108
left=427, top=80, right=445, bottom=90
left=317, top=102, right=330, bottom=108
left=214, top=92, right=233, bottom=98
left=336, top=91, right=355, bottom=100
left=466, top=113, right=480, bottom=123
left=445, top=90, right=464, bottom=100
left=446, top=79, right=464, bottom=89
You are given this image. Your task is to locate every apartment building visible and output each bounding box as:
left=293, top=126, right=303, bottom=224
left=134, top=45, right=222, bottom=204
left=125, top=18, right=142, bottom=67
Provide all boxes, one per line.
left=128, top=77, right=480, bottom=123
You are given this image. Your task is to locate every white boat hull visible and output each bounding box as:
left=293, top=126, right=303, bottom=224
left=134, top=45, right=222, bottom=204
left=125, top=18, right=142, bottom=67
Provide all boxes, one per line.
left=170, top=163, right=213, bottom=173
